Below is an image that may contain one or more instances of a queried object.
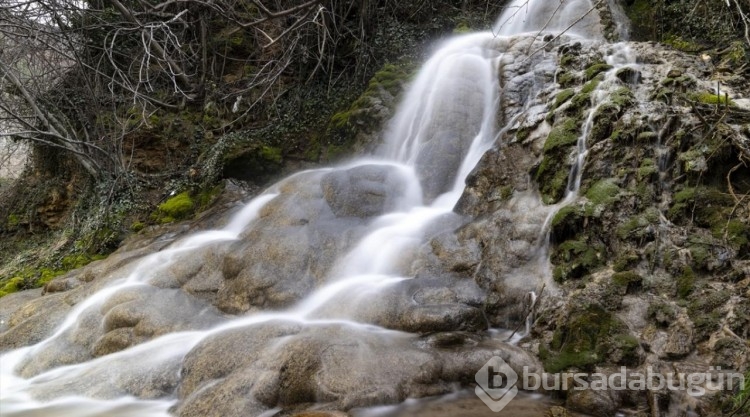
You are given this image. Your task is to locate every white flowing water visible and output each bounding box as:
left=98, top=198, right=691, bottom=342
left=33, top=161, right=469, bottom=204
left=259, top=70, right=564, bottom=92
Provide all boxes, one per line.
left=0, top=1, right=628, bottom=416
left=494, top=0, right=601, bottom=38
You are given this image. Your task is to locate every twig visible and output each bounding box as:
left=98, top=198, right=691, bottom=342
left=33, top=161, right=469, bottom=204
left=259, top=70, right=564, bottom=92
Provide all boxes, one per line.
left=521, top=0, right=604, bottom=64
left=506, top=283, right=545, bottom=341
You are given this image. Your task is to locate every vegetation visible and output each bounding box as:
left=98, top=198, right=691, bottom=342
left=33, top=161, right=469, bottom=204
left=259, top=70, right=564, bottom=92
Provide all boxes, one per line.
left=542, top=305, right=639, bottom=373
left=151, top=192, right=195, bottom=224
left=0, top=0, right=502, bottom=292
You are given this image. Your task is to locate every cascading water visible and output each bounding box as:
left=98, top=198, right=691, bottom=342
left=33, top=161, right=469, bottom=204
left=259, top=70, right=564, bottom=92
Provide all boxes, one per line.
left=1, top=1, right=636, bottom=416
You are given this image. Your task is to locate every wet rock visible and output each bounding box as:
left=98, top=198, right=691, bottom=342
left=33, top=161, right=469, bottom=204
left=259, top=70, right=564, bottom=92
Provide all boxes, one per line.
left=546, top=405, right=572, bottom=417
left=661, top=318, right=694, bottom=359
left=615, top=66, right=642, bottom=84
left=566, top=388, right=617, bottom=417
left=177, top=322, right=541, bottom=416
left=217, top=170, right=372, bottom=313
left=11, top=283, right=223, bottom=378
left=0, top=289, right=67, bottom=349
left=414, top=131, right=466, bottom=201
left=322, top=164, right=410, bottom=218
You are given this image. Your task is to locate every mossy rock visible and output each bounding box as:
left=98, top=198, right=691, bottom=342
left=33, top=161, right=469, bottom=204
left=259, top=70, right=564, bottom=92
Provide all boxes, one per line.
left=536, top=118, right=580, bottom=204
left=667, top=186, right=745, bottom=249
left=685, top=289, right=731, bottom=341
left=647, top=299, right=677, bottom=328
left=690, top=92, right=735, bottom=107
left=151, top=192, right=195, bottom=224
left=326, top=61, right=415, bottom=152
left=616, top=207, right=660, bottom=242
left=0, top=276, right=27, bottom=298
left=551, top=205, right=585, bottom=242
left=663, top=35, right=702, bottom=52
left=554, top=89, right=575, bottom=109
left=543, top=118, right=579, bottom=153
left=676, top=265, right=696, bottom=298
left=0, top=250, right=107, bottom=298
left=612, top=270, right=643, bottom=294
left=581, top=75, right=602, bottom=94
left=584, top=63, right=613, bottom=80
left=714, top=220, right=750, bottom=249
left=223, top=143, right=284, bottom=184
left=536, top=157, right=572, bottom=205
left=615, top=67, right=641, bottom=84
left=590, top=88, right=634, bottom=144
left=584, top=178, right=620, bottom=206
left=543, top=305, right=640, bottom=373
left=637, top=158, right=658, bottom=181
left=613, top=251, right=640, bottom=272
left=565, top=90, right=593, bottom=118
left=551, top=238, right=606, bottom=282
left=557, top=71, right=579, bottom=88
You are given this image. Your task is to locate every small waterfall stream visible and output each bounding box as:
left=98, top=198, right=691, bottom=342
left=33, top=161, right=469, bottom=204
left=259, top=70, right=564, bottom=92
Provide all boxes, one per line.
left=1, top=1, right=638, bottom=416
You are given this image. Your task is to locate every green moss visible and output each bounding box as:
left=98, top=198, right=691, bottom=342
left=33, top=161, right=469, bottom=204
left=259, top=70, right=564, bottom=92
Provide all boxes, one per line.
left=713, top=220, right=750, bottom=248
left=610, top=87, right=635, bottom=107
left=590, top=88, right=634, bottom=144
left=536, top=118, right=581, bottom=205
left=197, top=184, right=224, bottom=209
left=536, top=156, right=571, bottom=205
left=61, top=253, right=105, bottom=271
left=130, top=221, right=145, bottom=232
left=676, top=266, right=695, bottom=298
left=326, top=62, right=415, bottom=157
left=7, top=214, right=19, bottom=227
left=685, top=290, right=731, bottom=341
left=668, top=186, right=737, bottom=241
left=647, top=300, right=676, bottom=327
left=613, top=251, right=640, bottom=272
left=0, top=250, right=108, bottom=298
left=453, top=21, right=471, bottom=34
left=552, top=238, right=605, bottom=282
left=551, top=205, right=578, bottom=229
left=617, top=208, right=660, bottom=241
left=0, top=276, right=26, bottom=297
left=612, top=270, right=643, bottom=293
left=259, top=146, right=282, bottom=163
left=152, top=192, right=194, bottom=224
left=724, top=41, right=747, bottom=65
left=585, top=179, right=620, bottom=206
left=689, top=239, right=710, bottom=262
left=637, top=131, right=658, bottom=143
left=690, top=92, right=735, bottom=106
left=560, top=54, right=576, bottom=67
left=638, top=158, right=657, bottom=181
left=557, top=71, right=578, bottom=88
left=664, top=35, right=701, bottom=52
left=498, top=185, right=513, bottom=201
left=550, top=205, right=585, bottom=242
left=515, top=126, right=531, bottom=141
left=543, top=118, right=579, bottom=153
left=581, top=76, right=602, bottom=94
left=584, top=63, right=613, bottom=80
left=568, top=91, right=592, bottom=116
left=544, top=305, right=638, bottom=372
left=554, top=89, right=575, bottom=109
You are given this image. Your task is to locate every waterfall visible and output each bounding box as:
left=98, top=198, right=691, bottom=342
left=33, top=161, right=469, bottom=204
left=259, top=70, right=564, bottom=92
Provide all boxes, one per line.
left=0, top=1, right=633, bottom=416
left=494, top=0, right=601, bottom=38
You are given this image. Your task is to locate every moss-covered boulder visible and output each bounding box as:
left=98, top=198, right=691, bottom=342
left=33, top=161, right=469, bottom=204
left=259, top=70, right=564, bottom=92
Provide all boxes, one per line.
left=535, top=118, right=580, bottom=204
left=542, top=305, right=641, bottom=373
